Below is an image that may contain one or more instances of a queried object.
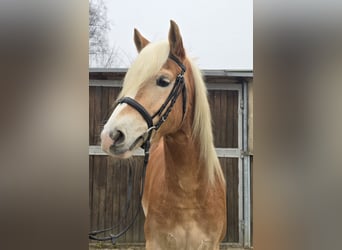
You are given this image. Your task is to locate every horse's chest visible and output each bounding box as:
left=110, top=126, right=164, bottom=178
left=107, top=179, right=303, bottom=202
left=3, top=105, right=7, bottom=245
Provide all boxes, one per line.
left=146, top=218, right=215, bottom=250
left=145, top=207, right=219, bottom=250
left=164, top=223, right=214, bottom=250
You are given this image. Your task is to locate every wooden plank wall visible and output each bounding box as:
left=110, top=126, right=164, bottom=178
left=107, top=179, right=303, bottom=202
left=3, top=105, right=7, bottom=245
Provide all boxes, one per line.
left=89, top=84, right=240, bottom=243
left=89, top=156, right=146, bottom=242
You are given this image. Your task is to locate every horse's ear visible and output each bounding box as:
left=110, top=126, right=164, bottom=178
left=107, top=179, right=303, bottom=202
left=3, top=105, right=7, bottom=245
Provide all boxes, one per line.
left=134, top=28, right=150, bottom=53
left=168, top=20, right=185, bottom=60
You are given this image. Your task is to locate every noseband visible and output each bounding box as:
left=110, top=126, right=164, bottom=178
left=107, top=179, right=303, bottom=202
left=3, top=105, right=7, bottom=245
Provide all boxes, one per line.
left=89, top=54, right=187, bottom=243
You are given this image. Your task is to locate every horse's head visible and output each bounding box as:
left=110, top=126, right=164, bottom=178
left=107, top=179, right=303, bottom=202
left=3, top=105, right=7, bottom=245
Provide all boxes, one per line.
left=101, top=20, right=188, bottom=158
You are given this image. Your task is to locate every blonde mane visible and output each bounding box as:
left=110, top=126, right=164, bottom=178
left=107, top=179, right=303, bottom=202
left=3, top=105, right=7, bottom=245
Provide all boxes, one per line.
left=189, top=59, right=225, bottom=185
left=119, top=41, right=225, bottom=185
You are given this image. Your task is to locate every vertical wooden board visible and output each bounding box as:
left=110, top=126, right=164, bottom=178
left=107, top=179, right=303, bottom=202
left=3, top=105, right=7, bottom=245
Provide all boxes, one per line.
left=125, top=162, right=134, bottom=242
left=111, top=158, right=122, bottom=241
left=127, top=157, right=144, bottom=242
left=109, top=161, right=114, bottom=237
left=89, top=156, right=108, bottom=239
left=89, top=87, right=95, bottom=145
left=90, top=156, right=100, bottom=234
left=105, top=156, right=114, bottom=230
left=132, top=160, right=138, bottom=242
left=209, top=90, right=220, bottom=146
left=226, top=91, right=233, bottom=148
left=224, top=158, right=231, bottom=242
left=232, top=90, right=238, bottom=147
left=220, top=157, right=239, bottom=243
left=211, top=90, right=217, bottom=145
left=231, top=158, right=239, bottom=242
left=226, top=90, right=239, bottom=148
left=220, top=90, right=228, bottom=147
left=213, top=90, right=220, bottom=146
left=111, top=158, right=121, bottom=236
left=218, top=90, right=224, bottom=146
left=224, top=158, right=232, bottom=242
left=89, top=155, right=94, bottom=231
left=118, top=159, right=128, bottom=242
left=98, top=156, right=108, bottom=237
left=220, top=157, right=229, bottom=242
left=94, top=86, right=103, bottom=146
left=136, top=158, right=144, bottom=241
left=136, top=157, right=146, bottom=242
left=207, top=90, right=215, bottom=144
left=218, top=90, right=225, bottom=146
left=208, top=89, right=214, bottom=108
left=131, top=158, right=140, bottom=242
left=93, top=87, right=109, bottom=145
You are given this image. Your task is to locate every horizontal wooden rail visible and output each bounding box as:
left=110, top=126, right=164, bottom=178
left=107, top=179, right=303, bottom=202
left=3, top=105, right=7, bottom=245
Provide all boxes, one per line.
left=89, top=145, right=242, bottom=158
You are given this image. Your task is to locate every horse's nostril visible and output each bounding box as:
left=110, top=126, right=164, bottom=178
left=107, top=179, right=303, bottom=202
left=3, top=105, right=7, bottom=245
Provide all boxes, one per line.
left=110, top=130, right=125, bottom=146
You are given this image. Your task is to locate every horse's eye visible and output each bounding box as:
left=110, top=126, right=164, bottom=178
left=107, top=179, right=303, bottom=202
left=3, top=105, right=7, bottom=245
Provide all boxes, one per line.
left=156, top=77, right=170, bottom=87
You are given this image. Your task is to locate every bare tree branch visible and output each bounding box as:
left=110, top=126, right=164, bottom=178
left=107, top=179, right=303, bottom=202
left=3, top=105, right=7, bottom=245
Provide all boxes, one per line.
left=89, top=0, right=122, bottom=68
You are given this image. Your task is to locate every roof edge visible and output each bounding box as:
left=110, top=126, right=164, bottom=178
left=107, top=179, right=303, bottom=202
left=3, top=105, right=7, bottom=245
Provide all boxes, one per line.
left=89, top=68, right=253, bottom=78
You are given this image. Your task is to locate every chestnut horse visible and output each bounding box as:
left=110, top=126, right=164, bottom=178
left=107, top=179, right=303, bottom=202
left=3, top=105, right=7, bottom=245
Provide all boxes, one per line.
left=101, top=20, right=226, bottom=250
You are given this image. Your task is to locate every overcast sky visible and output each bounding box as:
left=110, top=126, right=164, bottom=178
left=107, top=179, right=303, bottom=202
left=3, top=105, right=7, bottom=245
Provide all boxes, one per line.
left=104, top=0, right=252, bottom=70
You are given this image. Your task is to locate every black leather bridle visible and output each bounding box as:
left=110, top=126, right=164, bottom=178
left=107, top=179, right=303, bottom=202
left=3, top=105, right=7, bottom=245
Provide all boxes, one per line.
left=118, top=53, right=187, bottom=151
left=89, top=54, right=187, bottom=244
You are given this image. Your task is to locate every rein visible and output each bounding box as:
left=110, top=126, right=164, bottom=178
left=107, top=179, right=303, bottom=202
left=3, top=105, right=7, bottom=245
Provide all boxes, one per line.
left=88, top=54, right=187, bottom=244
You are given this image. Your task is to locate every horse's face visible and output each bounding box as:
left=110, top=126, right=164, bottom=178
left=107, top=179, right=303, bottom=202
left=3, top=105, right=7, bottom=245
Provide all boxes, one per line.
left=101, top=21, right=186, bottom=158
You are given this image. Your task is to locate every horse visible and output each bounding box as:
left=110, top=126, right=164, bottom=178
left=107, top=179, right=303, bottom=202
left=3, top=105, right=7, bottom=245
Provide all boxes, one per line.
left=100, top=20, right=226, bottom=250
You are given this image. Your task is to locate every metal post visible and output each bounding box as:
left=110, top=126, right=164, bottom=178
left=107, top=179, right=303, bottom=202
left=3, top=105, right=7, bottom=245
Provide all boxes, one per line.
left=237, top=84, right=244, bottom=246
left=242, top=80, right=251, bottom=248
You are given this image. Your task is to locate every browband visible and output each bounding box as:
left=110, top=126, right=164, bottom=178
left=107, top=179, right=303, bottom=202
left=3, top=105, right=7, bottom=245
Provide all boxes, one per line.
left=168, top=54, right=186, bottom=73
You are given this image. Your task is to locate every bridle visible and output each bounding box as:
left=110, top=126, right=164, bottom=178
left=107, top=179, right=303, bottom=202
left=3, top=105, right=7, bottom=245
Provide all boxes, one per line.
left=118, top=53, right=187, bottom=151
left=88, top=54, right=187, bottom=243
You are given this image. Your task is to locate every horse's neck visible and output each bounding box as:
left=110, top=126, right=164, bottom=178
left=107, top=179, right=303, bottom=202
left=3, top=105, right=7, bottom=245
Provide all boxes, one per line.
left=163, top=128, right=206, bottom=194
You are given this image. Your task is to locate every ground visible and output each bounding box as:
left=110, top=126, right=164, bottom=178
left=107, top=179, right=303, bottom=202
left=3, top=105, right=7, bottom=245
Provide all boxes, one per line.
left=89, top=243, right=251, bottom=250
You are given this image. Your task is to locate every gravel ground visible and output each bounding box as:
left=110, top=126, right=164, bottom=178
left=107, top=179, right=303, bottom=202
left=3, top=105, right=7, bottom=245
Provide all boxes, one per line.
left=89, top=243, right=251, bottom=250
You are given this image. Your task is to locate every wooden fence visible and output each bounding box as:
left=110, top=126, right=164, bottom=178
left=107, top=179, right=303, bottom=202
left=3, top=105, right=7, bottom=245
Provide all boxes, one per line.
left=89, top=69, right=253, bottom=246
